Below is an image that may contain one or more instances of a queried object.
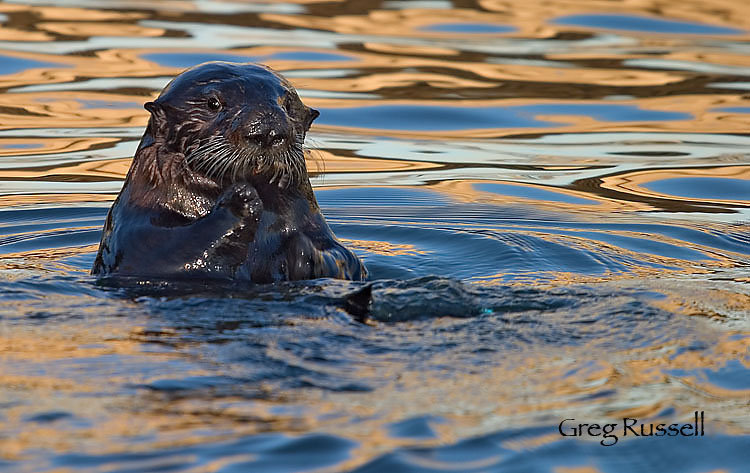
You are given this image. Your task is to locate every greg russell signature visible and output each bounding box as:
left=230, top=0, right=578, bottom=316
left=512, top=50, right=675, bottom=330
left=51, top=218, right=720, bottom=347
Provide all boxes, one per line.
left=559, top=411, right=705, bottom=446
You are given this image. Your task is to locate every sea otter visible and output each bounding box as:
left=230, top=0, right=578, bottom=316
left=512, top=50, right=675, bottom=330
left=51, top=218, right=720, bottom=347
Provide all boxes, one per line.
left=92, top=61, right=367, bottom=283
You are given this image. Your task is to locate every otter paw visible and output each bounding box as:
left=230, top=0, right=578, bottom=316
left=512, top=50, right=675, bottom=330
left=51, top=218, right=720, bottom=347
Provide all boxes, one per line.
left=219, top=184, right=263, bottom=218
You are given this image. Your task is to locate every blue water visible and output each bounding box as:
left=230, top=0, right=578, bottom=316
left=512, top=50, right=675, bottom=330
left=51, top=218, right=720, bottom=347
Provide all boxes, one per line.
left=552, top=14, right=746, bottom=35
left=0, top=54, right=66, bottom=75
left=714, top=107, right=750, bottom=114
left=475, top=182, right=599, bottom=205
left=0, top=143, right=43, bottom=150
left=419, top=23, right=517, bottom=33
left=642, top=177, right=750, bottom=200
left=316, top=104, right=691, bottom=131
left=1, top=0, right=749, bottom=472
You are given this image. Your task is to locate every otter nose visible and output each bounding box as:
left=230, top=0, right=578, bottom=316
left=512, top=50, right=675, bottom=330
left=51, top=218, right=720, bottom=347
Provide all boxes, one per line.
left=244, top=115, right=290, bottom=149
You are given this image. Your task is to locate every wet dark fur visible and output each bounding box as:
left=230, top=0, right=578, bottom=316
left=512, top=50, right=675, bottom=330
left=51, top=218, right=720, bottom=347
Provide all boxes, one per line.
left=92, top=62, right=367, bottom=283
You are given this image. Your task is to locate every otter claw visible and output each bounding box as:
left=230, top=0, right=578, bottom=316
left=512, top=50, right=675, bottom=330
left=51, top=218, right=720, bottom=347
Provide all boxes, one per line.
left=219, top=184, right=262, bottom=218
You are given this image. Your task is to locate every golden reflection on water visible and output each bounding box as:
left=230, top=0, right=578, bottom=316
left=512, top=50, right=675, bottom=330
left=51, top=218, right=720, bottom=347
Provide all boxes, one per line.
left=341, top=238, right=426, bottom=257
left=0, top=245, right=98, bottom=279
left=0, top=137, right=120, bottom=157
left=478, top=0, right=750, bottom=31
left=37, top=22, right=165, bottom=38
left=0, top=157, right=131, bottom=180
left=261, top=8, right=517, bottom=38
left=2, top=89, right=748, bottom=139
left=1, top=283, right=748, bottom=466
left=600, top=165, right=750, bottom=207
left=0, top=0, right=749, bottom=470
left=0, top=90, right=148, bottom=130
left=0, top=193, right=114, bottom=207
left=0, top=151, right=436, bottom=183
left=0, top=322, right=194, bottom=460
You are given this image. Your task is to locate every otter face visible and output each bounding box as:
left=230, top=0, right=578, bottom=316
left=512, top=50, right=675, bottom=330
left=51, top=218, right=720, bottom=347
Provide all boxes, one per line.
left=145, top=62, right=319, bottom=187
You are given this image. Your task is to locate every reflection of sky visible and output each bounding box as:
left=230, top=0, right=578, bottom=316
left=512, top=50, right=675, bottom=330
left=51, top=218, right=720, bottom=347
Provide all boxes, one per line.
left=0, top=143, right=43, bottom=150
left=418, top=23, right=516, bottom=33
left=317, top=187, right=451, bottom=206
left=552, top=14, right=745, bottom=35
left=475, top=183, right=598, bottom=205
left=641, top=177, right=750, bottom=201
left=76, top=99, right=141, bottom=109
left=316, top=104, right=691, bottom=131
left=143, top=51, right=352, bottom=68
left=32, top=97, right=141, bottom=109
left=10, top=77, right=174, bottom=93
left=0, top=54, right=67, bottom=75
left=625, top=59, right=750, bottom=76
left=388, top=415, right=443, bottom=439
left=383, top=1, right=452, bottom=9
left=568, top=230, right=709, bottom=262
left=708, top=82, right=750, bottom=91
left=668, top=360, right=750, bottom=391
left=713, top=107, right=750, bottom=114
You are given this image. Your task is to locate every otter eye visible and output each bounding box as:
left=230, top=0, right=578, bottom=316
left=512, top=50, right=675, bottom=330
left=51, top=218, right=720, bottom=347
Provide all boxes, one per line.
left=207, top=96, right=222, bottom=112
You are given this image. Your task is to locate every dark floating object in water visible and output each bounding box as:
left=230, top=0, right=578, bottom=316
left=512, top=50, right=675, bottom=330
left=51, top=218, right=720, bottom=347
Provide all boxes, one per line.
left=92, top=62, right=367, bottom=283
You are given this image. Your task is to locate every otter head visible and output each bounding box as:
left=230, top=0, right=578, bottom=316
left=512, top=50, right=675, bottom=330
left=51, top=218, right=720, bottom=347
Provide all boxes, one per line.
left=142, top=61, right=319, bottom=190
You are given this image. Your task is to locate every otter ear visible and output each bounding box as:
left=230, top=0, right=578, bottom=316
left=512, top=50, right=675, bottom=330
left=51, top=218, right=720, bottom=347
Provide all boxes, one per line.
left=144, top=101, right=158, bottom=113
left=144, top=101, right=168, bottom=137
left=304, top=107, right=320, bottom=132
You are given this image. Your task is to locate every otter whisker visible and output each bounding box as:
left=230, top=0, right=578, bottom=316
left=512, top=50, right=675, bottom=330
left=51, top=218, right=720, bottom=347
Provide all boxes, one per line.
left=237, top=150, right=255, bottom=180
left=231, top=148, right=253, bottom=182
left=206, top=150, right=233, bottom=180
left=217, top=148, right=240, bottom=181
left=184, top=137, right=226, bottom=173
left=190, top=138, right=232, bottom=176
left=218, top=147, right=240, bottom=181
left=182, top=128, right=307, bottom=186
left=201, top=145, right=229, bottom=179
left=269, top=165, right=281, bottom=186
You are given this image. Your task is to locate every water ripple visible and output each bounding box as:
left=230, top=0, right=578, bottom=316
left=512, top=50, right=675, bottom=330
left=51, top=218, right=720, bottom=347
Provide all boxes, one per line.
left=0, top=0, right=749, bottom=472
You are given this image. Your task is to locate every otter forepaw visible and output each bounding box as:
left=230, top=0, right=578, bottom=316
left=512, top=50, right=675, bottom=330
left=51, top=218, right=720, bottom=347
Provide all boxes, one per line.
left=218, top=184, right=263, bottom=218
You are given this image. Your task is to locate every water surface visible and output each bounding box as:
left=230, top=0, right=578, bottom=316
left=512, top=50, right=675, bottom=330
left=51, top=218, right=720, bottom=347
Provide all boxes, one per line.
left=1, top=0, right=749, bottom=472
